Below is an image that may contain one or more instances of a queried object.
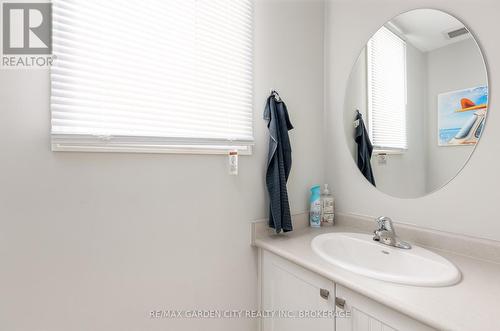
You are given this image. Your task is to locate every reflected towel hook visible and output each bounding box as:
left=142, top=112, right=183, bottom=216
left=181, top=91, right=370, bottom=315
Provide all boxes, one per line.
left=354, top=109, right=361, bottom=128
left=270, top=89, right=282, bottom=102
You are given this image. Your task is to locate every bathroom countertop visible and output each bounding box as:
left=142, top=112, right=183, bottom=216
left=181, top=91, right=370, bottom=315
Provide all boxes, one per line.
left=254, top=223, right=500, bottom=331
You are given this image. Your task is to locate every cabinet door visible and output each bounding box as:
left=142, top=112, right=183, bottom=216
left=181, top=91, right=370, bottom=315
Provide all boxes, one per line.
left=261, top=250, right=335, bottom=331
left=335, top=285, right=435, bottom=331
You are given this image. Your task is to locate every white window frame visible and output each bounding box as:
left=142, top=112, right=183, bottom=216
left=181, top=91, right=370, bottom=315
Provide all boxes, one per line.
left=50, top=135, right=253, bottom=155
left=366, top=25, right=408, bottom=153
left=50, top=0, right=254, bottom=155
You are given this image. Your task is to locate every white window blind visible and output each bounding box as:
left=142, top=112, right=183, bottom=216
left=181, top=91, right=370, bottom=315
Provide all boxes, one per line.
left=367, top=26, right=407, bottom=150
left=51, top=0, right=253, bottom=154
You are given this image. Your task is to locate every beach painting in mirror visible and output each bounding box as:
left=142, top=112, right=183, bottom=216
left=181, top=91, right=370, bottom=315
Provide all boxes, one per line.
left=438, top=85, right=488, bottom=146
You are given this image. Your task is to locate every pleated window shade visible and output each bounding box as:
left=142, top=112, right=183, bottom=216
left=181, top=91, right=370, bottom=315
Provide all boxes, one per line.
left=51, top=0, right=254, bottom=154
left=367, top=26, right=408, bottom=151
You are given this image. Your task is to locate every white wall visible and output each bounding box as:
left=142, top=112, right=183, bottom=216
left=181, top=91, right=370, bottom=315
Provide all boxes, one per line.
left=0, top=1, right=325, bottom=330
left=325, top=0, right=500, bottom=241
left=425, top=38, right=487, bottom=192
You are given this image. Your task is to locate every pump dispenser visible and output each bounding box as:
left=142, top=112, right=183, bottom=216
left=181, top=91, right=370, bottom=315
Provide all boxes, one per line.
left=321, top=184, right=335, bottom=225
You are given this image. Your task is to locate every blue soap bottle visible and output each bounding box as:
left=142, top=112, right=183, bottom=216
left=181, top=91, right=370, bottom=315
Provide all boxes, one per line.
left=309, top=185, right=321, bottom=228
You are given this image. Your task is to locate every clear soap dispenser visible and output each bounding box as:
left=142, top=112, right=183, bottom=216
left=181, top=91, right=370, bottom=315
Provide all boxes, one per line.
left=321, top=184, right=335, bottom=225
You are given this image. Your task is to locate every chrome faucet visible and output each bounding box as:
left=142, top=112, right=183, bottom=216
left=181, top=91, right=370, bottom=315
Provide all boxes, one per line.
left=373, top=216, right=411, bottom=249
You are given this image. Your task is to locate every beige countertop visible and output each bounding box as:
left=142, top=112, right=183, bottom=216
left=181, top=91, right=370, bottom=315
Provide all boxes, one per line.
left=254, top=222, right=500, bottom=331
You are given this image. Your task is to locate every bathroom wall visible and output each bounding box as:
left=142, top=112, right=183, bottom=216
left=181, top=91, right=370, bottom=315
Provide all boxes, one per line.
left=425, top=38, right=487, bottom=192
left=325, top=0, right=500, bottom=241
left=344, top=44, right=428, bottom=198
left=0, top=1, right=325, bottom=330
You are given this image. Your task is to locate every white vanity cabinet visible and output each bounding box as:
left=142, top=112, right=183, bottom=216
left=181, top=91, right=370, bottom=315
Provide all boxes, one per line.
left=260, top=250, right=435, bottom=331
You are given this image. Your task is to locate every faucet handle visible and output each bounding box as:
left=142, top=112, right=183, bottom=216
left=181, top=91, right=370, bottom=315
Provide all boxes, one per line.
left=375, top=216, right=396, bottom=236
left=373, top=216, right=411, bottom=249
left=375, top=216, right=392, bottom=230
left=374, top=216, right=388, bottom=241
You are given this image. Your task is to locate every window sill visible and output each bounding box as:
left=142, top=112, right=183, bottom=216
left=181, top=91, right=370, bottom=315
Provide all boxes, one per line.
left=373, top=149, right=406, bottom=156
left=51, top=134, right=253, bottom=155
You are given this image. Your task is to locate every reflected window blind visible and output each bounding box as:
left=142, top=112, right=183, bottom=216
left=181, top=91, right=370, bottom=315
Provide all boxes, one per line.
left=367, top=26, right=407, bottom=150
left=51, top=0, right=253, bottom=152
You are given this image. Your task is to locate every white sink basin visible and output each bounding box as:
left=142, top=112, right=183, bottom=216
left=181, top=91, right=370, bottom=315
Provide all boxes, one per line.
left=311, top=232, right=461, bottom=287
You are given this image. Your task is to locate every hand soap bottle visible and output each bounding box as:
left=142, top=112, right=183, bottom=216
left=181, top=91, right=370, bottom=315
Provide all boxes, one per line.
left=321, top=184, right=335, bottom=225
left=309, top=185, right=321, bottom=228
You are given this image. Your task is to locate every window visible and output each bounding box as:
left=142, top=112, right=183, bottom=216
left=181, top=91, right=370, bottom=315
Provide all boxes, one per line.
left=51, top=0, right=253, bottom=154
left=367, top=26, right=407, bottom=151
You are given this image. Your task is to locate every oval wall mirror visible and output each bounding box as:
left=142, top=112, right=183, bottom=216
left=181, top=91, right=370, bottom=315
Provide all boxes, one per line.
left=344, top=9, right=488, bottom=198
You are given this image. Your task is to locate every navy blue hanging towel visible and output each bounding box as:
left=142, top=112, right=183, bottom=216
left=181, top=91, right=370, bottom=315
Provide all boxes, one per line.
left=264, top=91, right=294, bottom=233
left=355, top=110, right=376, bottom=186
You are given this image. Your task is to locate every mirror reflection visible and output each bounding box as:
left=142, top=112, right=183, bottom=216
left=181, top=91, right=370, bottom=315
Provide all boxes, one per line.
left=344, top=9, right=488, bottom=198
